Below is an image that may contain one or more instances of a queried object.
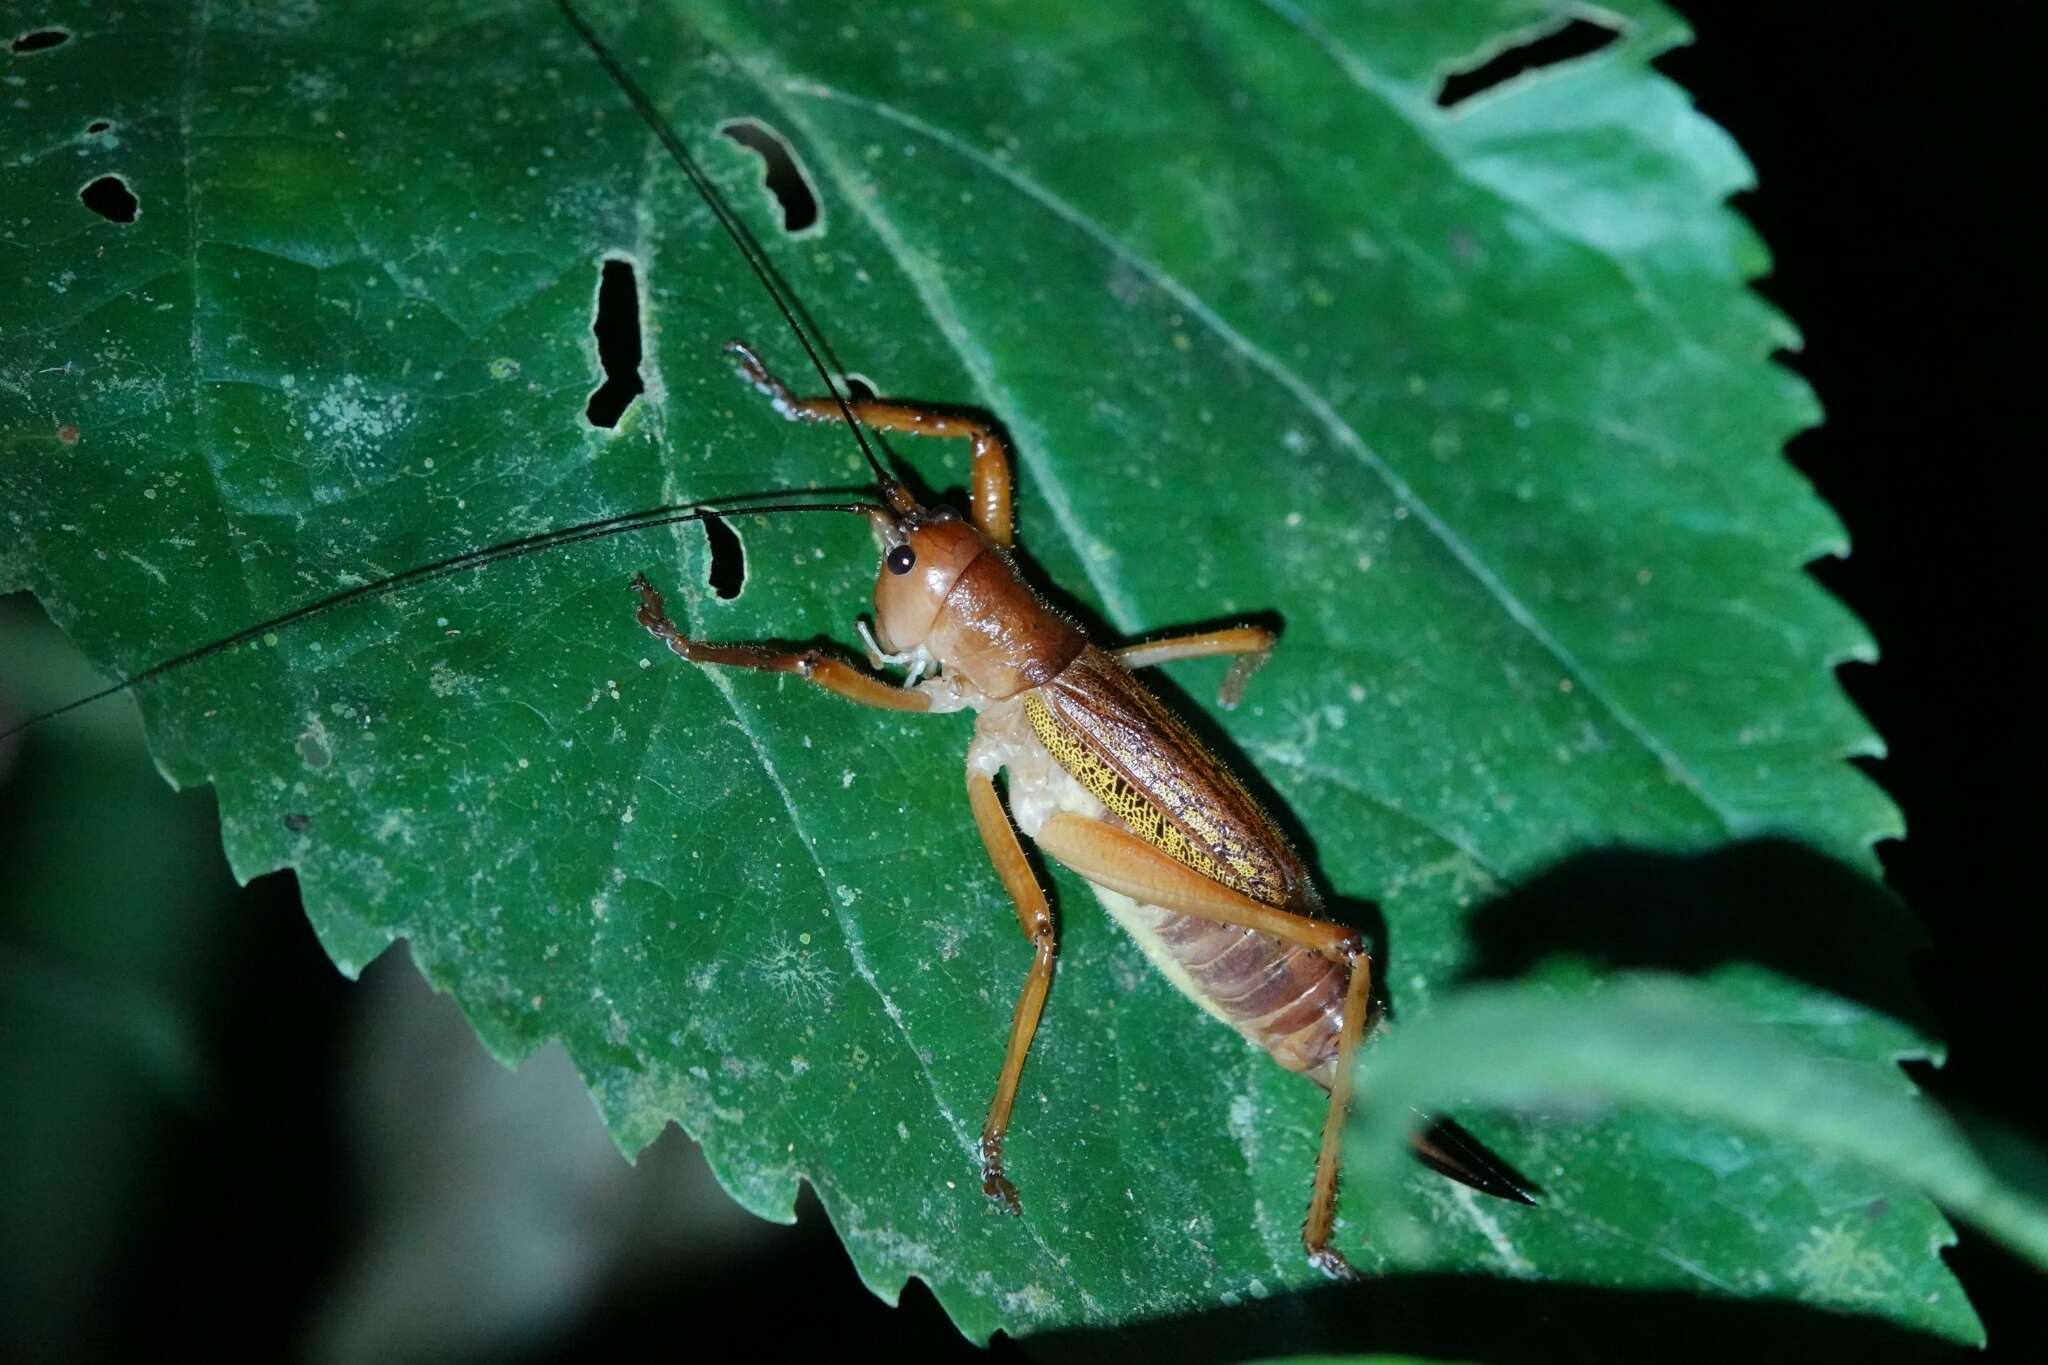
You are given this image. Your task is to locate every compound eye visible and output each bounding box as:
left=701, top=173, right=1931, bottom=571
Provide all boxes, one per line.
left=885, top=543, right=917, bottom=576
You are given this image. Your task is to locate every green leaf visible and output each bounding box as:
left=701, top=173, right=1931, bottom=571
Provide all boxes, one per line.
left=1347, top=976, right=2048, bottom=1297
left=0, top=0, right=1968, bottom=1344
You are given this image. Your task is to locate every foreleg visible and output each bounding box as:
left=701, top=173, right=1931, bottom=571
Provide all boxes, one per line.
left=632, top=575, right=930, bottom=712
left=729, top=340, right=1019, bottom=547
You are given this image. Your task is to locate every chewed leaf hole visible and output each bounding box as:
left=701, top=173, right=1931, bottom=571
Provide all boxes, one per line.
left=80, top=174, right=138, bottom=223
left=1435, top=16, right=1621, bottom=110
left=720, top=119, right=820, bottom=233
left=843, top=373, right=877, bottom=403
left=86, top=119, right=111, bottom=134
left=11, top=29, right=70, bottom=54
left=702, top=512, right=745, bottom=600
left=585, top=256, right=644, bottom=429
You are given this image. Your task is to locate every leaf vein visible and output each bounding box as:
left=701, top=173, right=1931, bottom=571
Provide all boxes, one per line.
left=781, top=77, right=1736, bottom=833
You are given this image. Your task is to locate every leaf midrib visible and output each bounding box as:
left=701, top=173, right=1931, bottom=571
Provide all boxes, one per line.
left=765, top=71, right=1735, bottom=838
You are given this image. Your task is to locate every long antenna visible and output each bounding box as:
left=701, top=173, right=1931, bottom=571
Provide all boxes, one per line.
left=552, top=0, right=895, bottom=493
left=7, top=5, right=899, bottom=740
left=0, top=500, right=876, bottom=739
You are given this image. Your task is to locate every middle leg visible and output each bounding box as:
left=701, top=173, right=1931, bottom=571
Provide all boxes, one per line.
left=966, top=769, right=1059, bottom=1213
left=1115, top=625, right=1276, bottom=708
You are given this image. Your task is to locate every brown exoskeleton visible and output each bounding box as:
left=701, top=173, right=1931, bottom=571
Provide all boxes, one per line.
left=627, top=340, right=1533, bottom=1276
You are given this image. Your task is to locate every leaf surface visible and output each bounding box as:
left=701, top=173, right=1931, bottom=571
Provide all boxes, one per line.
left=0, top=0, right=1969, bottom=1342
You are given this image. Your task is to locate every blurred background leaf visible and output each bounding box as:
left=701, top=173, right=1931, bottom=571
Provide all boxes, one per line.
left=0, top=599, right=226, bottom=1356
left=0, top=599, right=789, bottom=1364
left=1346, top=974, right=2048, bottom=1276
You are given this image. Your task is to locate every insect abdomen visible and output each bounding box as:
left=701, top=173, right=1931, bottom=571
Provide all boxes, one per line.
left=996, top=662, right=1345, bottom=1085
left=1096, top=891, right=1346, bottom=1085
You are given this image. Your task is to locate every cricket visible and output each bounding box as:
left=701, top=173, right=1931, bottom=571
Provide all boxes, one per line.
left=624, top=330, right=1537, bottom=1274
left=7, top=0, right=1535, bottom=1281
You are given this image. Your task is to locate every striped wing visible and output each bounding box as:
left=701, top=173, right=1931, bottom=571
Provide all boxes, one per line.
left=1024, top=646, right=1310, bottom=910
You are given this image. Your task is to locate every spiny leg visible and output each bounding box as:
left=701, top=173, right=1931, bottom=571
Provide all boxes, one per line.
left=966, top=770, right=1058, bottom=1213
left=1115, top=626, right=1276, bottom=708
left=1031, top=811, right=1371, bottom=1276
left=631, top=575, right=930, bottom=712
left=728, top=339, right=1019, bottom=547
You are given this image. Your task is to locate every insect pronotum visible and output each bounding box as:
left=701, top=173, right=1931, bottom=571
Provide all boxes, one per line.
left=7, top=0, right=1535, bottom=1279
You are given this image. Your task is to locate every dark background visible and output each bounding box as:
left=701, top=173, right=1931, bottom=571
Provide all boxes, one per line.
left=1668, top=4, right=2045, bottom=1360
left=1, top=4, right=2039, bottom=1361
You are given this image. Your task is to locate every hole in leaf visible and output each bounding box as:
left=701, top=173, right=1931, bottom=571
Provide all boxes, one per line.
left=11, top=29, right=70, bottom=54
left=1435, top=16, right=1620, bottom=110
left=86, top=119, right=111, bottom=134
left=702, top=512, right=745, bottom=600
left=843, top=373, right=877, bottom=403
left=720, top=119, right=820, bottom=233
left=584, top=256, right=643, bottom=428
left=80, top=174, right=138, bottom=223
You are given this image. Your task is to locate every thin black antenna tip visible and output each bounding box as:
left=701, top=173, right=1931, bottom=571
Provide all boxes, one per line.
left=2, top=499, right=880, bottom=741
left=1, top=686, right=118, bottom=742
